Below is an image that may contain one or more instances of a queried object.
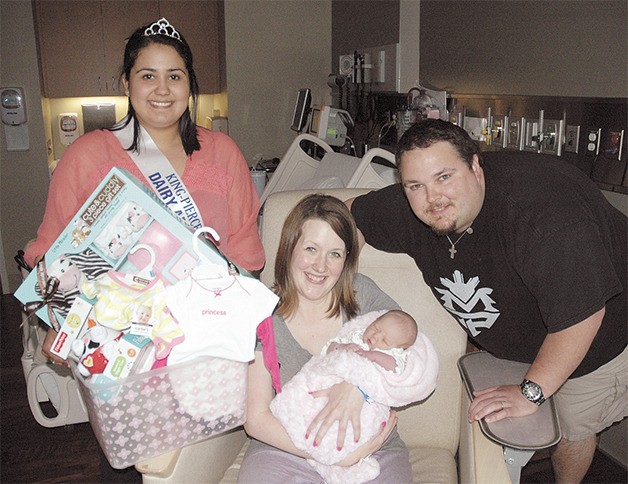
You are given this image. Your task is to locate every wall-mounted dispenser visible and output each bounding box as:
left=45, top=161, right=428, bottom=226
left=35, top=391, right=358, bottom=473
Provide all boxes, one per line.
left=1, top=87, right=26, bottom=125
left=58, top=113, right=79, bottom=146
left=1, top=87, right=29, bottom=151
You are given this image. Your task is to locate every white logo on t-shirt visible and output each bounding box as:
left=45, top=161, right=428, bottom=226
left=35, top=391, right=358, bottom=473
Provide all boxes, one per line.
left=435, top=270, right=500, bottom=336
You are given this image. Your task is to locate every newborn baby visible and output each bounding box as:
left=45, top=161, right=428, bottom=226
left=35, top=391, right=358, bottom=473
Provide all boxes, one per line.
left=324, top=309, right=418, bottom=373
left=270, top=309, right=439, bottom=484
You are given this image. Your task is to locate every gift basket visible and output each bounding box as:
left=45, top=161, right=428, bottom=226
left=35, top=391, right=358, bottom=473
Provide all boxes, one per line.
left=16, top=168, right=278, bottom=467
left=72, top=355, right=247, bottom=468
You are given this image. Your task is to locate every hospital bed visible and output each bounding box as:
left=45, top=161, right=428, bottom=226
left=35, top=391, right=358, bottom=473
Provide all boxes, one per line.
left=259, top=134, right=399, bottom=206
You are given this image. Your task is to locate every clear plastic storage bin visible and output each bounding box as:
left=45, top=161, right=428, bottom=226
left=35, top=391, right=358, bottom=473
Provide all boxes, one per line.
left=72, top=356, right=247, bottom=469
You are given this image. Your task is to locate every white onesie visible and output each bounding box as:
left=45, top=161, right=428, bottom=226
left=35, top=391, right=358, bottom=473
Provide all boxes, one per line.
left=165, top=264, right=279, bottom=365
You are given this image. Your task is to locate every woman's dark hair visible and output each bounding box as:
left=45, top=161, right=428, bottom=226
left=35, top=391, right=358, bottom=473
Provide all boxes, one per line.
left=274, top=194, right=360, bottom=320
left=110, top=20, right=200, bottom=155
left=396, top=119, right=481, bottom=169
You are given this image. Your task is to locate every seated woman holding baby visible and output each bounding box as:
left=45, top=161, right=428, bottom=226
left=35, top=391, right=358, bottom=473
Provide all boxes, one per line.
left=240, top=194, right=438, bottom=483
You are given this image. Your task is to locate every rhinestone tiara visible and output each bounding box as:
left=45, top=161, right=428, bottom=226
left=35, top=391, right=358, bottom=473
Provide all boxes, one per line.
left=144, top=17, right=181, bottom=41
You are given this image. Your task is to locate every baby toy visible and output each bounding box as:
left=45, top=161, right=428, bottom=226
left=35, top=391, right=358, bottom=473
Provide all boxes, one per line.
left=70, top=325, right=122, bottom=377
left=125, top=203, right=151, bottom=233
left=34, top=255, right=83, bottom=319
left=50, top=256, right=82, bottom=293
left=34, top=250, right=112, bottom=322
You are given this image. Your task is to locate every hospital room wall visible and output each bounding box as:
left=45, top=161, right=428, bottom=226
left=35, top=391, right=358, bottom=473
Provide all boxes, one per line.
left=329, top=0, right=626, bottom=98
left=0, top=1, right=332, bottom=292
left=417, top=0, right=627, bottom=98
left=330, top=0, right=400, bottom=68
left=0, top=1, right=50, bottom=293
left=224, top=0, right=332, bottom=164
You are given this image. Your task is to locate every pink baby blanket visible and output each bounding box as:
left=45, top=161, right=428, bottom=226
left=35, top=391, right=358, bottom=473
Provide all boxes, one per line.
left=270, top=310, right=439, bottom=483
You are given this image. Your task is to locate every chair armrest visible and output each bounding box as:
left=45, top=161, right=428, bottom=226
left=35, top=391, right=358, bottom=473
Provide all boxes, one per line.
left=458, top=389, right=511, bottom=484
left=135, top=449, right=182, bottom=478
left=136, top=428, right=247, bottom=483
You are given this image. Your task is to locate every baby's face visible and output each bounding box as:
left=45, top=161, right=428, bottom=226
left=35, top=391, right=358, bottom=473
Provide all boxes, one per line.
left=363, top=316, right=411, bottom=351
left=137, top=307, right=152, bottom=324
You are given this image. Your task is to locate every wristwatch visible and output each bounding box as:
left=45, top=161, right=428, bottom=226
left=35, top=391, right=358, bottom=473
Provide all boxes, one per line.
left=520, top=379, right=545, bottom=406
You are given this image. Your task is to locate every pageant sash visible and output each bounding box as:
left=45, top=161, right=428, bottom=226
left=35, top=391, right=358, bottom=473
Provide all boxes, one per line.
left=112, top=120, right=204, bottom=230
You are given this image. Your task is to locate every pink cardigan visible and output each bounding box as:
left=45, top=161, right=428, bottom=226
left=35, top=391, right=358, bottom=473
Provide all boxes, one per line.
left=25, top=128, right=265, bottom=272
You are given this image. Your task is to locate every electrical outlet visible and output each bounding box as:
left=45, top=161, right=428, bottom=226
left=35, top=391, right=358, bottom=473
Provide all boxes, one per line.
left=586, top=128, right=602, bottom=155
left=564, top=125, right=580, bottom=153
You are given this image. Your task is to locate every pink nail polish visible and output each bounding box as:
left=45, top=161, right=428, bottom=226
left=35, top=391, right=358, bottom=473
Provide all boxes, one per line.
left=305, top=433, right=309, bottom=439
left=337, top=446, right=342, bottom=452
left=381, top=421, right=387, bottom=428
left=313, top=441, right=318, bottom=447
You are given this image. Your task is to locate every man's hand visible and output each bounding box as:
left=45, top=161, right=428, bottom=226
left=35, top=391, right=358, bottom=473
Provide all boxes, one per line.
left=468, top=384, right=539, bottom=423
left=470, top=309, right=606, bottom=424
left=306, top=381, right=364, bottom=450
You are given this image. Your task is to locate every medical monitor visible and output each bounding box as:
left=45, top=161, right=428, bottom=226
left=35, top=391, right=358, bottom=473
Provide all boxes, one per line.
left=291, top=88, right=311, bottom=132
left=309, top=107, right=322, bottom=136
left=308, top=105, right=353, bottom=147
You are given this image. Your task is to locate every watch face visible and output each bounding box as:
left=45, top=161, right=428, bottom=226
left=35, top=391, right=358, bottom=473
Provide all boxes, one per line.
left=521, top=379, right=544, bottom=404
left=524, top=382, right=541, bottom=399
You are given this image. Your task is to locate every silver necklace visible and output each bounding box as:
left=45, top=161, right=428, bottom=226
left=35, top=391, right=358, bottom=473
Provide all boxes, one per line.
left=446, top=227, right=473, bottom=259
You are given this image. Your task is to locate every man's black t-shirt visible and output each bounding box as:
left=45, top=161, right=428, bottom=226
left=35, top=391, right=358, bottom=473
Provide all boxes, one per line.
left=352, top=151, right=626, bottom=378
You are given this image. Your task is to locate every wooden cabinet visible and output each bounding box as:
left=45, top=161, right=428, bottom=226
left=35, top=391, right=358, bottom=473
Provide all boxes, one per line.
left=33, top=0, right=223, bottom=97
left=33, top=1, right=108, bottom=97
left=100, top=1, right=160, bottom=96
left=159, top=1, right=223, bottom=94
